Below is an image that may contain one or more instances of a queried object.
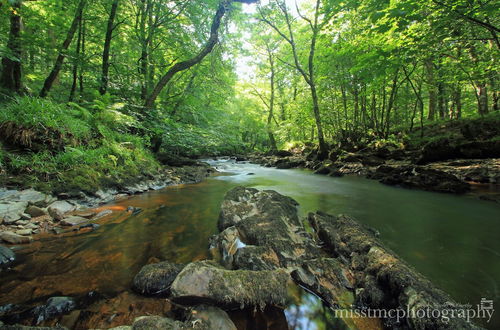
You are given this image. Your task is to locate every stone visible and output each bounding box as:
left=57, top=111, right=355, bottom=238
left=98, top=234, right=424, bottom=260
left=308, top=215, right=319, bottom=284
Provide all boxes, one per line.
left=0, top=245, right=15, bottom=266
left=233, top=246, right=280, bottom=271
left=133, top=261, right=184, bottom=296
left=291, top=258, right=355, bottom=308
left=369, top=165, right=470, bottom=194
left=170, top=260, right=289, bottom=308
left=308, top=212, right=478, bottom=329
left=0, top=201, right=29, bottom=223
left=187, top=305, right=237, bottom=330
left=215, top=187, right=320, bottom=268
left=15, top=220, right=30, bottom=226
left=48, top=201, right=76, bottom=221
left=32, top=296, right=76, bottom=325
left=132, top=316, right=184, bottom=330
left=0, top=231, right=33, bottom=244
left=26, top=205, right=47, bottom=218
left=15, top=229, right=33, bottom=236
left=218, top=186, right=299, bottom=231
left=60, top=216, right=88, bottom=227
left=16, top=189, right=48, bottom=206
left=20, top=213, right=32, bottom=220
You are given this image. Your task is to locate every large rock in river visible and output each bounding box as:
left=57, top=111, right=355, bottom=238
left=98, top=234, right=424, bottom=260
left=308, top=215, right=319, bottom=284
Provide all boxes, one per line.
left=216, top=187, right=319, bottom=268
left=133, top=261, right=184, bottom=296
left=170, top=260, right=289, bottom=308
left=308, top=211, right=480, bottom=330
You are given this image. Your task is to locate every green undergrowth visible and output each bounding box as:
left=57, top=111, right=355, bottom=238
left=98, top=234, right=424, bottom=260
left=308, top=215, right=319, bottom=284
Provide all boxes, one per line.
left=405, top=111, right=500, bottom=149
left=0, top=96, right=162, bottom=194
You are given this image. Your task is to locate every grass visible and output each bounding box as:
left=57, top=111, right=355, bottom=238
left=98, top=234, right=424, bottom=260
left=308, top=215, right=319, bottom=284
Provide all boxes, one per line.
left=0, top=96, right=162, bottom=194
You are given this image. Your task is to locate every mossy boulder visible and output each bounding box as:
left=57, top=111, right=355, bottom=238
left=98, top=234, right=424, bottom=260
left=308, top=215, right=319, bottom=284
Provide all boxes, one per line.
left=133, top=261, right=184, bottom=296
left=170, top=260, right=289, bottom=309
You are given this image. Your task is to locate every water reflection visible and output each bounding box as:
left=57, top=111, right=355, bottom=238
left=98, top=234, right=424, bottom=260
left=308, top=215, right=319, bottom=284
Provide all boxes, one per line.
left=0, top=159, right=499, bottom=328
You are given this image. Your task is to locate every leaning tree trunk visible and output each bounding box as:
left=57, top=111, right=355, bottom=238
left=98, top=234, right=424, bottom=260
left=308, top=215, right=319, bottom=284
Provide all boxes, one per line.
left=0, top=0, right=23, bottom=94
left=99, top=0, right=119, bottom=95
left=144, top=0, right=256, bottom=108
left=39, top=0, right=86, bottom=98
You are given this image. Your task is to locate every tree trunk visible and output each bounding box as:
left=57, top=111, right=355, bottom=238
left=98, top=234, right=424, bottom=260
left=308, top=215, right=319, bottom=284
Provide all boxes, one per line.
left=476, top=84, right=489, bottom=115
left=425, top=60, right=437, bottom=120
left=79, top=18, right=86, bottom=94
left=267, top=46, right=278, bottom=152
left=69, top=18, right=82, bottom=101
left=144, top=0, right=231, bottom=108
left=384, top=69, right=399, bottom=138
left=99, top=0, right=119, bottom=95
left=0, top=0, right=23, bottom=93
left=40, top=0, right=86, bottom=97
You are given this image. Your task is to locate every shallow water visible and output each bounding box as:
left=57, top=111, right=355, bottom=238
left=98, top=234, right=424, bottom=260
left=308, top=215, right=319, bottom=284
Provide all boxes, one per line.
left=1, top=159, right=499, bottom=329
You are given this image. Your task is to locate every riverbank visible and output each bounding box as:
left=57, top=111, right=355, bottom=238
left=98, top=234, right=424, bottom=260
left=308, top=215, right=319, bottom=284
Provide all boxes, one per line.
left=0, top=163, right=214, bottom=249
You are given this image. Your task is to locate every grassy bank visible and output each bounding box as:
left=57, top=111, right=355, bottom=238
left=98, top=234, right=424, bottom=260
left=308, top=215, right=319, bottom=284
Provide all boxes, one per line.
left=0, top=97, right=162, bottom=194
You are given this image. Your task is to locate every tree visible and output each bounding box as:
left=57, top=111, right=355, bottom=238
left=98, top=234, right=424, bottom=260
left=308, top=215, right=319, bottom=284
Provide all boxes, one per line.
left=260, top=0, right=330, bottom=157
left=39, top=0, right=86, bottom=98
left=0, top=0, right=23, bottom=93
left=99, top=0, right=120, bottom=95
left=144, top=0, right=257, bottom=108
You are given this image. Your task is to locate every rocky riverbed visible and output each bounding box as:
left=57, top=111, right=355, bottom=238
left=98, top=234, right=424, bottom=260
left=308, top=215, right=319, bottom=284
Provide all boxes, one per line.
left=1, top=186, right=483, bottom=329
left=0, top=164, right=214, bottom=265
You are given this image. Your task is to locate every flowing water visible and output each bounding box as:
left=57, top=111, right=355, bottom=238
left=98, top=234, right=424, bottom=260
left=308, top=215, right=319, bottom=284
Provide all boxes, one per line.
left=1, top=159, right=499, bottom=329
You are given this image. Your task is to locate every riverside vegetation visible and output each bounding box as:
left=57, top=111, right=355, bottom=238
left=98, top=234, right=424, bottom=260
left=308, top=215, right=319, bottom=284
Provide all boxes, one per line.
left=0, top=0, right=499, bottom=329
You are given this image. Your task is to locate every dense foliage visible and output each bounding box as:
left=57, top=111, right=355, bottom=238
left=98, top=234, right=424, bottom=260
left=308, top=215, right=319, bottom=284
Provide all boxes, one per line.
left=0, top=0, right=498, bottom=190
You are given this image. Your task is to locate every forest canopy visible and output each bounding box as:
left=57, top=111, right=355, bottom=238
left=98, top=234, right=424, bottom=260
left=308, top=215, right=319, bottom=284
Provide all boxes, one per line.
left=0, top=0, right=498, bottom=165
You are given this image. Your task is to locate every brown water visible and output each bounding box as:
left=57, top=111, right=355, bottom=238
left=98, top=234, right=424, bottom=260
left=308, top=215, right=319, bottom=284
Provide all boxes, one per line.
left=1, top=159, right=499, bottom=329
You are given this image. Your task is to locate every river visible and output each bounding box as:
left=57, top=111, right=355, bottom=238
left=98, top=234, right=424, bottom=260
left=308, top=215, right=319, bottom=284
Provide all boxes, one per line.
left=1, top=159, right=499, bottom=329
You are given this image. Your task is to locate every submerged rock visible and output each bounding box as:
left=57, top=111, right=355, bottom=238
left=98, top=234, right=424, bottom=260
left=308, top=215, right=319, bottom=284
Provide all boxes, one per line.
left=133, top=261, right=184, bottom=296
left=170, top=260, right=289, bottom=308
left=32, top=296, right=76, bottom=325
left=0, top=245, right=15, bottom=266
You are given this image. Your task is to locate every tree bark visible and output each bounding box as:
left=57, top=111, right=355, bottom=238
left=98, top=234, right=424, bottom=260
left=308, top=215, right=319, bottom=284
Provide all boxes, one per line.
left=425, top=60, right=437, bottom=120
left=99, top=0, right=119, bottom=95
left=144, top=0, right=247, bottom=108
left=69, top=18, right=83, bottom=101
left=267, top=44, right=278, bottom=152
left=40, top=0, right=86, bottom=98
left=0, top=0, right=23, bottom=93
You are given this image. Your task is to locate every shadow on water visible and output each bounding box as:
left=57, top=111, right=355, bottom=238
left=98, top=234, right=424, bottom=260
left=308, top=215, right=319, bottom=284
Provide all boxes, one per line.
left=1, top=159, right=499, bottom=328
